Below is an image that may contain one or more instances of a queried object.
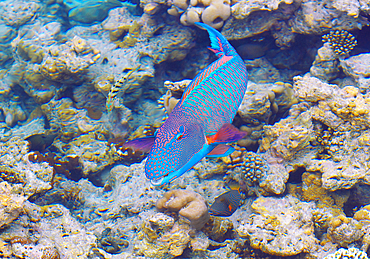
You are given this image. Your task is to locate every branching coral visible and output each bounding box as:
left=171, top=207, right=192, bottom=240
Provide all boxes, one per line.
left=322, top=30, right=357, bottom=56
left=223, top=150, right=268, bottom=195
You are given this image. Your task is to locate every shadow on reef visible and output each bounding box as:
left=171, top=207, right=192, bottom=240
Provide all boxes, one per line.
left=344, top=185, right=370, bottom=218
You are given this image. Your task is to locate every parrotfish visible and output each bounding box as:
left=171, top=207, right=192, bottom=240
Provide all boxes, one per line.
left=106, top=65, right=140, bottom=112
left=124, top=22, right=248, bottom=185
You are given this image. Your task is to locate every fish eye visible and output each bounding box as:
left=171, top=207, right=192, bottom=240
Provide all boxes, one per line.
left=175, top=133, right=183, bottom=141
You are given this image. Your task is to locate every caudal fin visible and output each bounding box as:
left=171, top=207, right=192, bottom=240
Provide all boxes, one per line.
left=195, top=22, right=234, bottom=57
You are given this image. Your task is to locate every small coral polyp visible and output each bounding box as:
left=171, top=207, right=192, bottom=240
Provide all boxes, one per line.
left=322, top=29, right=357, bottom=56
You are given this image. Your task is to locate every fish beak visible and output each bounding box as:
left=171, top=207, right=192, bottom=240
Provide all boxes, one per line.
left=150, top=177, right=165, bottom=186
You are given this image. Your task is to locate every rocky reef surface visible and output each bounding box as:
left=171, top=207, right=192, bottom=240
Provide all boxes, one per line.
left=0, top=0, right=370, bottom=258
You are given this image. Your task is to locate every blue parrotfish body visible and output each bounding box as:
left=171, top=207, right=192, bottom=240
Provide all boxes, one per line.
left=124, top=22, right=248, bottom=185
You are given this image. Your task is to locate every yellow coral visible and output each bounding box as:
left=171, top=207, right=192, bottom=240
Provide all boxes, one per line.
left=135, top=213, right=192, bottom=258
left=117, top=21, right=142, bottom=48
left=322, top=30, right=357, bottom=56
left=0, top=182, right=27, bottom=229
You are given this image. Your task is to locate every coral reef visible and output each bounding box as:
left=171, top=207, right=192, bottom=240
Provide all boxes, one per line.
left=237, top=81, right=297, bottom=148
left=293, top=74, right=370, bottom=191
left=231, top=0, right=293, bottom=20
left=5, top=203, right=96, bottom=258
left=156, top=189, right=210, bottom=230
left=340, top=53, right=370, bottom=93
left=1, top=0, right=370, bottom=258
left=0, top=0, right=40, bottom=27
left=11, top=22, right=100, bottom=104
left=134, top=212, right=192, bottom=257
left=0, top=137, right=54, bottom=197
left=310, top=42, right=339, bottom=81
left=68, top=0, right=122, bottom=25
left=143, top=0, right=231, bottom=29
left=327, top=215, right=363, bottom=247
left=236, top=195, right=318, bottom=256
left=61, top=132, right=118, bottom=177
left=290, top=0, right=367, bottom=35
left=223, top=150, right=268, bottom=195
left=0, top=182, right=26, bottom=229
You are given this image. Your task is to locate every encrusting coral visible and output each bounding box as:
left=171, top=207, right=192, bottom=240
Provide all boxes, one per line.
left=327, top=215, right=363, bottom=247
left=5, top=203, right=96, bottom=258
left=236, top=195, right=318, bottom=256
left=0, top=137, right=54, bottom=197
left=236, top=81, right=297, bottom=148
left=135, top=212, right=192, bottom=258
left=324, top=247, right=368, bottom=259
left=340, top=53, right=370, bottom=93
left=0, top=182, right=26, bottom=229
left=310, top=42, right=339, bottom=81
left=0, top=0, right=40, bottom=27
left=156, top=189, right=210, bottom=230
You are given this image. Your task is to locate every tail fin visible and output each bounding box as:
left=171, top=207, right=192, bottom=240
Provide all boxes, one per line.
left=195, top=22, right=235, bottom=57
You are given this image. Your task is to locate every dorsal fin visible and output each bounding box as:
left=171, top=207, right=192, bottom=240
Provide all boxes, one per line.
left=180, top=55, right=232, bottom=104
left=179, top=23, right=235, bottom=104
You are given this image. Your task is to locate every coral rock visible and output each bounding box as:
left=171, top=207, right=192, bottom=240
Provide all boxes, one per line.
left=236, top=195, right=318, bottom=256
left=0, top=137, right=54, bottom=197
left=135, top=212, right=192, bottom=258
left=0, top=182, right=26, bottom=229
left=327, top=215, right=363, bottom=247
left=340, top=53, right=370, bottom=93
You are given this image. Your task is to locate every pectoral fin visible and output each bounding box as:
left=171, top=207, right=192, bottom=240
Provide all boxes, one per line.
left=121, top=136, right=155, bottom=153
left=207, top=144, right=235, bottom=157
left=206, top=123, right=247, bottom=144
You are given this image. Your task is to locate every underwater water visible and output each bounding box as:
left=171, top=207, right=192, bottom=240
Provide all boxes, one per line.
left=1, top=0, right=370, bottom=258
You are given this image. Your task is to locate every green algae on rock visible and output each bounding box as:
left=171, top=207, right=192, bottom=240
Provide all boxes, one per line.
left=68, top=0, right=122, bottom=24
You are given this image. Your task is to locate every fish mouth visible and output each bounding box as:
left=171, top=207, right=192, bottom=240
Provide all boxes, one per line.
left=150, top=172, right=177, bottom=186
left=150, top=176, right=165, bottom=186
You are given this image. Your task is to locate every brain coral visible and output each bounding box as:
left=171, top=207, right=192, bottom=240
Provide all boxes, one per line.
left=156, top=189, right=210, bottom=230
